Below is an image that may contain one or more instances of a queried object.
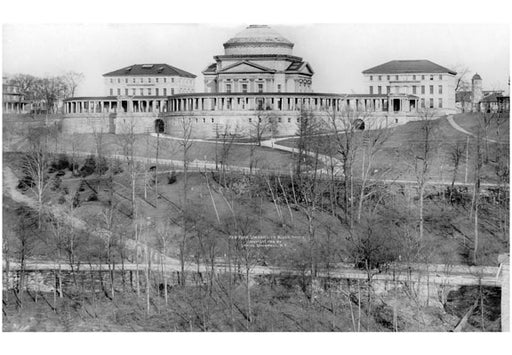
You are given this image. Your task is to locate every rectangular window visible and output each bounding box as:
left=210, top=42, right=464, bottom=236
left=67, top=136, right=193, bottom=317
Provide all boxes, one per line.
left=171, top=88, right=175, bottom=95
left=110, top=79, right=113, bottom=83
left=148, top=88, right=152, bottom=96
left=438, top=85, right=443, bottom=94
left=117, top=88, right=121, bottom=95
left=395, top=75, right=399, bottom=80
left=369, top=86, right=374, bottom=94
left=430, top=85, right=434, bottom=94
left=421, top=85, right=425, bottom=94
left=386, top=86, right=391, bottom=94
left=164, top=78, right=167, bottom=83
left=378, top=86, right=382, bottom=94
left=430, top=75, right=434, bottom=81
left=421, top=98, right=425, bottom=108
left=140, top=88, right=144, bottom=96
left=422, top=75, right=425, bottom=80
left=378, top=75, right=382, bottom=81
left=370, top=75, right=373, bottom=81
left=438, top=98, right=443, bottom=108
left=163, top=88, right=167, bottom=96
left=258, top=83, right=264, bottom=93
left=439, top=75, right=443, bottom=80
left=148, top=78, right=152, bottom=83
left=412, top=86, right=416, bottom=94
left=278, top=117, right=281, bottom=123
left=117, top=78, right=120, bottom=83
left=140, top=78, right=144, bottom=83
left=110, top=88, right=113, bottom=96
left=277, top=84, right=281, bottom=92
left=132, top=88, right=136, bottom=95
left=125, top=89, right=128, bottom=95
left=226, top=84, right=232, bottom=93
left=125, top=79, right=128, bottom=83
left=248, top=117, right=252, bottom=123
left=242, top=84, right=248, bottom=93
left=288, top=117, right=291, bottom=123
left=171, top=78, right=174, bottom=83
left=413, top=75, right=416, bottom=80
left=387, top=75, right=390, bottom=80
left=133, top=78, right=136, bottom=83
left=257, top=99, right=264, bottom=110
left=429, top=98, right=434, bottom=108
left=156, top=78, right=159, bottom=83
left=211, top=118, right=214, bottom=123
left=156, top=88, right=159, bottom=96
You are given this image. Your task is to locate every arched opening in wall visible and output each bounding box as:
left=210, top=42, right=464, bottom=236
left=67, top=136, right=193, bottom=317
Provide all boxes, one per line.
left=354, top=119, right=365, bottom=131
left=155, top=119, right=165, bottom=133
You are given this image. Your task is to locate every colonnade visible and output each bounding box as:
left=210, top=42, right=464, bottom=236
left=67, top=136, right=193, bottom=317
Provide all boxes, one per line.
left=64, top=98, right=169, bottom=114
left=168, top=94, right=419, bottom=114
left=64, top=94, right=420, bottom=116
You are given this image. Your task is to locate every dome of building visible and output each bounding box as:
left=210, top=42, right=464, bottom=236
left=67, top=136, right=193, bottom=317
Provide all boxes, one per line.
left=472, top=73, right=482, bottom=80
left=223, top=25, right=294, bottom=56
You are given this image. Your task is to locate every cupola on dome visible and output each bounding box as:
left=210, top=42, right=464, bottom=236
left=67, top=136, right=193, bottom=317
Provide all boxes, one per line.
left=223, top=25, right=294, bottom=56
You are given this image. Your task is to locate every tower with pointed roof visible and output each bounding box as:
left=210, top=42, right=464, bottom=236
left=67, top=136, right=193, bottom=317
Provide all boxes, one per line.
left=471, top=73, right=483, bottom=110
left=202, top=25, right=314, bottom=94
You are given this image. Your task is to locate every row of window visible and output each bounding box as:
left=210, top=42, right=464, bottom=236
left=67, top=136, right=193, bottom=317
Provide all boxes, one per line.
left=109, top=77, right=185, bottom=84
left=110, top=87, right=176, bottom=96
left=420, top=98, right=443, bottom=109
left=225, top=82, right=273, bottom=93
left=370, top=74, right=443, bottom=82
left=369, top=85, right=443, bottom=95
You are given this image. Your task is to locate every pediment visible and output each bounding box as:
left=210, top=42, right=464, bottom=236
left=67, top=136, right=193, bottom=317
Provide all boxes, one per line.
left=286, top=61, right=314, bottom=76
left=300, top=63, right=314, bottom=75
left=219, top=61, right=275, bottom=74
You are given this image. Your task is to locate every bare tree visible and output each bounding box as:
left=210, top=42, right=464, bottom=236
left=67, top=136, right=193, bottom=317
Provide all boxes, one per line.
left=448, top=139, right=466, bottom=201
left=356, top=119, right=393, bottom=222
left=327, top=105, right=366, bottom=228
left=250, top=107, right=279, bottom=146
left=62, top=71, right=84, bottom=98
left=10, top=74, right=38, bottom=101
left=471, top=129, right=483, bottom=264
left=408, top=109, right=438, bottom=242
left=21, top=127, right=55, bottom=229
left=177, top=118, right=194, bottom=287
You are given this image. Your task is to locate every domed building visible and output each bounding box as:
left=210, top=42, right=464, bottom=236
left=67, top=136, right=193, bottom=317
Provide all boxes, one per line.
left=202, top=25, right=314, bottom=94
left=63, top=24, right=432, bottom=137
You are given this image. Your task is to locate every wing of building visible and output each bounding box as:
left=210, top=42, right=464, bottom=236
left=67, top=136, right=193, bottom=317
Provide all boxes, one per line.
left=103, top=63, right=196, bottom=97
left=362, top=60, right=457, bottom=114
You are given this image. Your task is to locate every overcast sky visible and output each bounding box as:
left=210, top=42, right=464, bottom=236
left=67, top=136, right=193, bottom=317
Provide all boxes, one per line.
left=2, top=23, right=510, bottom=96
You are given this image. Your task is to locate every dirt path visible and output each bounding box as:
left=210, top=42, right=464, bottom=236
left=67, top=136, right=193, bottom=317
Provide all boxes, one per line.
left=446, top=115, right=507, bottom=144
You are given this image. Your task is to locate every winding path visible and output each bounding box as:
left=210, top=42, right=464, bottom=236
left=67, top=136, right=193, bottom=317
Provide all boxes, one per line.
left=446, top=115, right=507, bottom=144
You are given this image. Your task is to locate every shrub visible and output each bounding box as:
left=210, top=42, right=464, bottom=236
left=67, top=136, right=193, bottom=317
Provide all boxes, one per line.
left=96, top=157, right=109, bottom=175
left=111, top=159, right=123, bottom=175
left=80, top=155, right=96, bottom=177
left=167, top=171, right=177, bottom=184
left=87, top=193, right=98, bottom=202
left=51, top=154, right=70, bottom=171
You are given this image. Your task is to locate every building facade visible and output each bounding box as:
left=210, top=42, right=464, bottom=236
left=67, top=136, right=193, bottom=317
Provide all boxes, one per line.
left=2, top=76, right=28, bottom=114
left=63, top=25, right=460, bottom=137
left=362, top=60, right=457, bottom=115
left=202, top=25, right=314, bottom=94
left=456, top=73, right=509, bottom=113
left=103, top=63, right=196, bottom=97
